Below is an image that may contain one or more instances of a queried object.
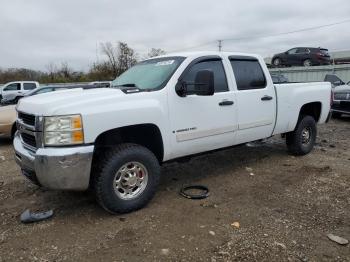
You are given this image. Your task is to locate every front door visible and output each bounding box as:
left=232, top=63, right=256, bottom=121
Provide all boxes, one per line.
left=168, top=56, right=237, bottom=159
left=2, top=82, right=21, bottom=98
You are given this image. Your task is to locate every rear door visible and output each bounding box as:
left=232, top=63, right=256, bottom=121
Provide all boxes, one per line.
left=168, top=56, right=237, bottom=158
left=228, top=56, right=276, bottom=144
left=23, top=83, right=37, bottom=94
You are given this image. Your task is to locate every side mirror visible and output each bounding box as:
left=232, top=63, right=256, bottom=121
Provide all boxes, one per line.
left=176, top=70, right=215, bottom=97
left=333, top=80, right=343, bottom=86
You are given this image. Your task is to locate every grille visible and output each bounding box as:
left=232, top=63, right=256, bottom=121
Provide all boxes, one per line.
left=18, top=112, right=36, bottom=126
left=334, top=93, right=350, bottom=100
left=21, top=133, right=37, bottom=148
left=333, top=101, right=350, bottom=111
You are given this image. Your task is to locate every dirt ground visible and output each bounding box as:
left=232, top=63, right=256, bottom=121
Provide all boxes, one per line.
left=0, top=118, right=349, bottom=262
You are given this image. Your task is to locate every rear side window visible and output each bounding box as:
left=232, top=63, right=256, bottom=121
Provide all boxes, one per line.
left=23, top=83, right=37, bottom=90
left=230, top=59, right=266, bottom=90
left=4, top=83, right=21, bottom=91
left=182, top=59, right=228, bottom=93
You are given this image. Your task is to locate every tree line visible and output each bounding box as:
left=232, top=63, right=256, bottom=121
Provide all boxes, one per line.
left=0, top=42, right=166, bottom=84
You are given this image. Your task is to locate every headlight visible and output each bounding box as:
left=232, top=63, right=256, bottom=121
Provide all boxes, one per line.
left=43, top=115, right=84, bottom=146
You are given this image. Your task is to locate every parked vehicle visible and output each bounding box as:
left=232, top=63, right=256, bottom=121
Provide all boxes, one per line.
left=272, top=47, right=331, bottom=67
left=14, top=51, right=332, bottom=214
left=0, top=85, right=96, bottom=137
left=0, top=81, right=39, bottom=103
left=0, top=105, right=17, bottom=138
left=325, top=74, right=350, bottom=117
left=271, top=73, right=289, bottom=84
left=89, top=81, right=111, bottom=88
left=324, top=74, right=348, bottom=87
left=1, top=85, right=86, bottom=105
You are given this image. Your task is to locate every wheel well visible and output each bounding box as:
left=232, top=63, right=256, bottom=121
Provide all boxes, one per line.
left=299, top=102, right=321, bottom=122
left=11, top=123, right=17, bottom=138
left=93, top=124, right=164, bottom=163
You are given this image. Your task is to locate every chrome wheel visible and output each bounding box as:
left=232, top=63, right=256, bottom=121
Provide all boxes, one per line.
left=301, top=127, right=312, bottom=145
left=114, top=162, right=148, bottom=200
left=303, top=59, right=312, bottom=67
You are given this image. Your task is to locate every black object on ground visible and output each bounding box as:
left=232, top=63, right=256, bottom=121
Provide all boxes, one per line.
left=20, top=209, right=54, bottom=224
left=180, top=185, right=209, bottom=199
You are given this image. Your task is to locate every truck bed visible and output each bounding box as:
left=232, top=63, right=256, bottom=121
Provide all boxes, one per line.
left=273, top=82, right=331, bottom=135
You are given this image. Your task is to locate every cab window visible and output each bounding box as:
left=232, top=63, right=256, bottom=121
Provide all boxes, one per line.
left=4, top=83, right=20, bottom=91
left=182, top=59, right=228, bottom=93
left=230, top=59, right=266, bottom=90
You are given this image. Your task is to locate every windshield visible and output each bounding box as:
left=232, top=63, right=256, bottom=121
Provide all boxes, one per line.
left=112, top=56, right=185, bottom=91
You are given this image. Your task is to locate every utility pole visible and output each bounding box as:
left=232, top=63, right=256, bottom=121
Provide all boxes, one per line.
left=218, top=40, right=222, bottom=51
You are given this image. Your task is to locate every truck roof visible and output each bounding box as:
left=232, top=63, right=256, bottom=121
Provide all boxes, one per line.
left=155, top=51, right=262, bottom=59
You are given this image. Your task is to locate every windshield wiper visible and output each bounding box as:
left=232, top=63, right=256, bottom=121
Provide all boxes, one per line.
left=114, top=83, right=138, bottom=88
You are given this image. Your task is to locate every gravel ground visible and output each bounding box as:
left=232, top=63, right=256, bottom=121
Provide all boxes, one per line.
left=0, top=118, right=349, bottom=261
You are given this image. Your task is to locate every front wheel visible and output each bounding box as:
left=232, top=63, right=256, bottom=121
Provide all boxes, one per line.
left=286, top=115, right=317, bottom=156
left=273, top=58, right=281, bottom=67
left=93, top=143, right=161, bottom=214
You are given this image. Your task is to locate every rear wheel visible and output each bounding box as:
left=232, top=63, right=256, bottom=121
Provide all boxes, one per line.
left=93, top=143, right=161, bottom=214
left=303, top=59, right=312, bottom=67
left=286, top=115, right=317, bottom=156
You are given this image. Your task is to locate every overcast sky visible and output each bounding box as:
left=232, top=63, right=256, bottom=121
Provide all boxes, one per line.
left=1, top=0, right=350, bottom=71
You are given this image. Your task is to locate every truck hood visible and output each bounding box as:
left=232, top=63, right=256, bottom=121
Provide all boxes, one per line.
left=334, top=84, right=350, bottom=93
left=16, top=88, right=127, bottom=115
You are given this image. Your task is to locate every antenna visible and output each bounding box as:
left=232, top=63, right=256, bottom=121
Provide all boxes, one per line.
left=218, top=40, right=222, bottom=51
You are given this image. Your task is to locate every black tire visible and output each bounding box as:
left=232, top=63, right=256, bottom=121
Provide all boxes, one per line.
left=332, top=112, right=342, bottom=118
left=273, top=58, right=281, bottom=67
left=286, top=115, right=317, bottom=156
left=11, top=124, right=17, bottom=139
left=93, top=143, right=160, bottom=214
left=303, top=59, right=312, bottom=67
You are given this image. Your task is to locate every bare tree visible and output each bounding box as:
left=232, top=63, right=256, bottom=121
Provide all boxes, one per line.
left=46, top=62, right=58, bottom=81
left=58, top=62, right=73, bottom=79
left=100, top=42, right=119, bottom=75
left=100, top=41, right=138, bottom=77
left=147, top=48, right=166, bottom=58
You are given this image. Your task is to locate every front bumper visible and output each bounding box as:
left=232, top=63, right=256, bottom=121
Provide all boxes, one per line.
left=14, top=133, right=94, bottom=190
left=332, top=101, right=350, bottom=115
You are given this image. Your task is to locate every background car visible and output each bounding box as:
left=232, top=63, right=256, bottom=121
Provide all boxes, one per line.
left=88, top=81, right=111, bottom=88
left=1, top=84, right=94, bottom=105
left=324, top=74, right=348, bottom=87
left=326, top=74, right=350, bottom=118
left=0, top=84, right=98, bottom=138
left=272, top=47, right=331, bottom=67
left=0, top=81, right=39, bottom=102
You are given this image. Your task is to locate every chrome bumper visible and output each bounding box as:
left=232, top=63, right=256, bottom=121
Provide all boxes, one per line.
left=14, top=133, right=94, bottom=191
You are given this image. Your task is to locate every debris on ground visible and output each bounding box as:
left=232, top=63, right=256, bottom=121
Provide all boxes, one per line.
left=231, top=222, right=240, bottom=228
left=160, top=248, right=170, bottom=255
left=20, top=209, right=54, bottom=224
left=209, top=231, right=216, bottom=236
left=327, top=234, right=349, bottom=245
left=274, top=241, right=287, bottom=249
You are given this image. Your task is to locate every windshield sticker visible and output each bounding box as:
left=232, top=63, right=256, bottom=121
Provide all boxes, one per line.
left=155, top=60, right=175, bottom=66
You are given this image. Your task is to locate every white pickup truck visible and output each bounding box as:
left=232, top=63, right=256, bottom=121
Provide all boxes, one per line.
left=14, top=51, right=331, bottom=213
left=0, top=81, right=39, bottom=103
